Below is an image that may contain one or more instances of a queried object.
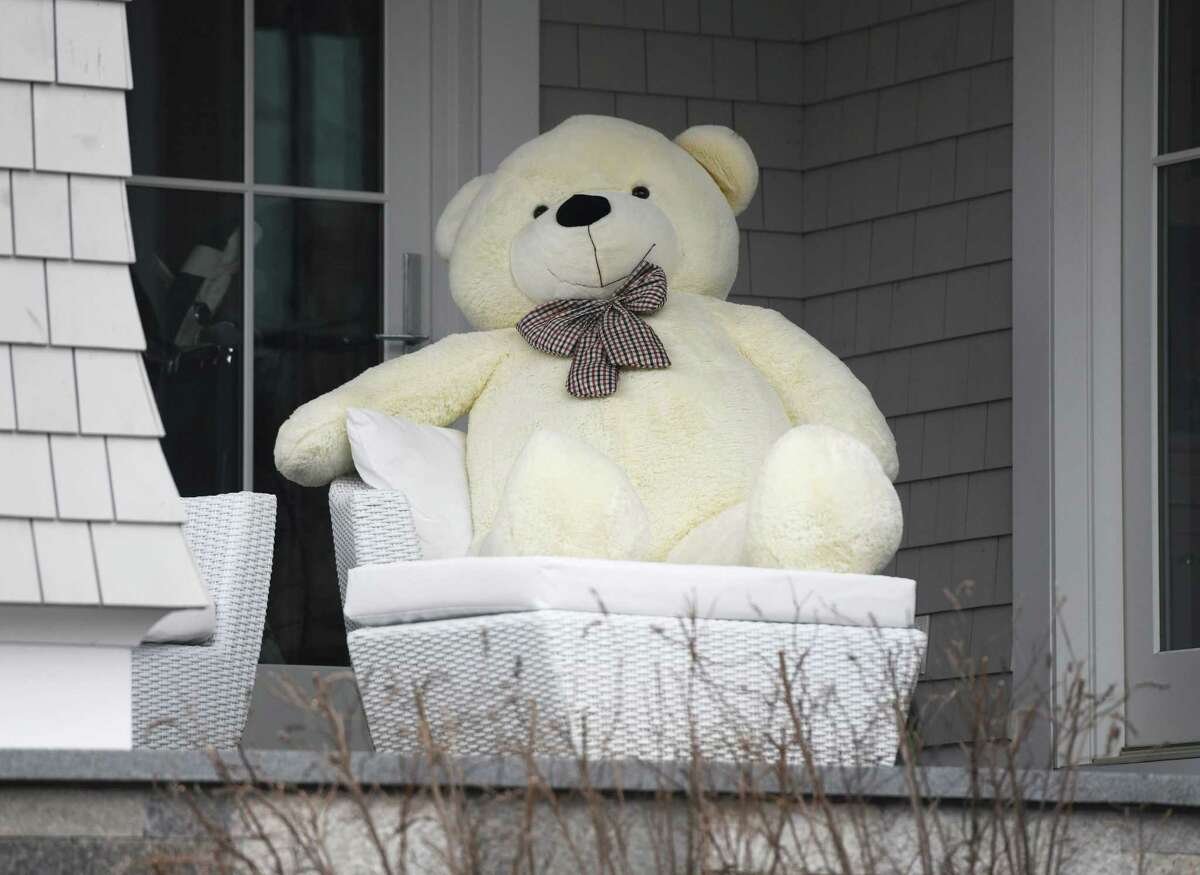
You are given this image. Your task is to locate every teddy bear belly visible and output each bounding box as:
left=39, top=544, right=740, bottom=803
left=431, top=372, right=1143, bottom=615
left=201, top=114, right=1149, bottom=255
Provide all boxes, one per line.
left=467, top=343, right=791, bottom=559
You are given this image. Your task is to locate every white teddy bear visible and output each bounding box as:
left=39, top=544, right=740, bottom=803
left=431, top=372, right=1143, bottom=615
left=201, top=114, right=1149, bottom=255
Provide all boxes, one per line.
left=274, top=115, right=902, bottom=573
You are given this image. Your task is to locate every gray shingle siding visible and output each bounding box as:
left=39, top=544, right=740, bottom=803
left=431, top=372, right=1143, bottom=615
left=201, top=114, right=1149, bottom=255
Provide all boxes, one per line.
left=540, top=0, right=1013, bottom=757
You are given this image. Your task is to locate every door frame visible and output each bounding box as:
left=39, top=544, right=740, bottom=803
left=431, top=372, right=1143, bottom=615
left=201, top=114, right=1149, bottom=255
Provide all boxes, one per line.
left=394, top=0, right=539, bottom=348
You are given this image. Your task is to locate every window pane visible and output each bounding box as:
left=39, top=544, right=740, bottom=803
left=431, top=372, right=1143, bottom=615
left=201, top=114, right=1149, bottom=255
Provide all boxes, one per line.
left=128, top=187, right=244, bottom=497
left=254, top=196, right=382, bottom=665
left=1160, top=160, right=1200, bottom=651
left=254, top=0, right=383, bottom=191
left=1161, top=0, right=1200, bottom=154
left=127, top=1, right=244, bottom=181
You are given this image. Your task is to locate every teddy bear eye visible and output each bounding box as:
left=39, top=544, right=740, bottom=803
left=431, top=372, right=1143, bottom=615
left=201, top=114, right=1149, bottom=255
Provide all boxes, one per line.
left=632, top=186, right=650, bottom=199
left=532, top=205, right=548, bottom=218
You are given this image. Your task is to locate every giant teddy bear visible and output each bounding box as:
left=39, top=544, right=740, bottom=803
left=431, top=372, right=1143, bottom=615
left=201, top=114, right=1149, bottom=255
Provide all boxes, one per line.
left=274, top=115, right=902, bottom=573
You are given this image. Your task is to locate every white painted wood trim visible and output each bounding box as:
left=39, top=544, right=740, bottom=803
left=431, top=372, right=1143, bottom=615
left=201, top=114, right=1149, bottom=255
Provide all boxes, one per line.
left=0, top=644, right=132, bottom=749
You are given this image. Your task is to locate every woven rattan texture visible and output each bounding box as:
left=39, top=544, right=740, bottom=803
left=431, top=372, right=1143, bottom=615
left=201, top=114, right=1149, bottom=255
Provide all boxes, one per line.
left=329, top=477, right=422, bottom=634
left=328, top=477, right=925, bottom=764
left=349, top=611, right=925, bottom=765
left=131, top=492, right=276, bottom=750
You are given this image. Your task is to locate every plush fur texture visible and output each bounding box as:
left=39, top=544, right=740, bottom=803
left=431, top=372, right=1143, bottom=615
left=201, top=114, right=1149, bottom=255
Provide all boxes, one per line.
left=477, top=429, right=653, bottom=560
left=275, top=115, right=903, bottom=573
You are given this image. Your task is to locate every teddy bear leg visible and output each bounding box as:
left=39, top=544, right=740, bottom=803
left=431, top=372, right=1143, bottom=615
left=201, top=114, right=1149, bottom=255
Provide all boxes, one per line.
left=665, top=503, right=748, bottom=565
left=745, top=424, right=902, bottom=574
left=477, top=429, right=654, bottom=561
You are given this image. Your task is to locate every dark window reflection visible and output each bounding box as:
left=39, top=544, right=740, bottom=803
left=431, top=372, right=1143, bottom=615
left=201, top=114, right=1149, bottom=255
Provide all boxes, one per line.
left=254, top=196, right=381, bottom=665
left=128, top=187, right=244, bottom=498
left=255, top=0, right=382, bottom=191
left=127, top=0, right=244, bottom=181
left=1161, top=0, right=1200, bottom=154
left=1160, top=160, right=1200, bottom=651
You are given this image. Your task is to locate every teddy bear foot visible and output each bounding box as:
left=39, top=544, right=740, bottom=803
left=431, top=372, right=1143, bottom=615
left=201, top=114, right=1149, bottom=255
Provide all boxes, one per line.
left=745, top=424, right=902, bottom=574
left=477, top=429, right=654, bottom=561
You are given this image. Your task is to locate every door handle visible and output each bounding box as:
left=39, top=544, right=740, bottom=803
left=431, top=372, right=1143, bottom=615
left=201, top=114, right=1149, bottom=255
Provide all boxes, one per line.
left=402, top=251, right=423, bottom=338
left=379, top=252, right=428, bottom=349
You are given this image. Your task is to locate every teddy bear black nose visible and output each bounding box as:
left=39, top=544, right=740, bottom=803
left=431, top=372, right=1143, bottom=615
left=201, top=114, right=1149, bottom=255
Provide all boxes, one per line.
left=556, top=194, right=611, bottom=227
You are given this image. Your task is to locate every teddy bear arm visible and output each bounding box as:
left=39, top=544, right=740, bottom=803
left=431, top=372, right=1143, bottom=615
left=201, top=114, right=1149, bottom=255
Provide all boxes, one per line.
left=713, top=302, right=900, bottom=481
left=273, top=331, right=509, bottom=487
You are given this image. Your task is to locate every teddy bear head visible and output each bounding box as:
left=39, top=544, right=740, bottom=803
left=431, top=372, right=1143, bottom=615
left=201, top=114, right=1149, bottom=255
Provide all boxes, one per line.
left=435, top=115, right=759, bottom=330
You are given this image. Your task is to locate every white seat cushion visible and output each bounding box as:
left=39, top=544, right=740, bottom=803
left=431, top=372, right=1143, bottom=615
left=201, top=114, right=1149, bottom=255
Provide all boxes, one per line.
left=344, top=556, right=916, bottom=629
left=141, top=600, right=215, bottom=645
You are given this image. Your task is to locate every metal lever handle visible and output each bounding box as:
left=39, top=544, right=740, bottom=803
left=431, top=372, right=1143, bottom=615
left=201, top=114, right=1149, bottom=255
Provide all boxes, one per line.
left=379, top=252, right=427, bottom=352
left=402, top=252, right=423, bottom=337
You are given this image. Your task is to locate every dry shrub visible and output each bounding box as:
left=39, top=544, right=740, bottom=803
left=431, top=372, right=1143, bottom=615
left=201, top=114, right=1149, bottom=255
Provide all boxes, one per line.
left=144, top=601, right=1139, bottom=875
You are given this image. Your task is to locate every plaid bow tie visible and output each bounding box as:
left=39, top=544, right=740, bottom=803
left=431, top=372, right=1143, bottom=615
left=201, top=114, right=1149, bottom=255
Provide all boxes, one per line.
left=517, top=261, right=672, bottom=398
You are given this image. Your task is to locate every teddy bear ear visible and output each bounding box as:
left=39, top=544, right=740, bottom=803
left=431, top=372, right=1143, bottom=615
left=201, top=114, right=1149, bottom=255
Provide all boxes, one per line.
left=435, top=174, right=492, bottom=259
left=674, top=125, right=759, bottom=216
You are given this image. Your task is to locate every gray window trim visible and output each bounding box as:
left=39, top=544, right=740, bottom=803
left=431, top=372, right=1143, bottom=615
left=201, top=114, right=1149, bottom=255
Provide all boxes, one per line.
left=1012, top=0, right=1130, bottom=768
left=426, top=0, right=539, bottom=341
left=1014, top=0, right=1200, bottom=767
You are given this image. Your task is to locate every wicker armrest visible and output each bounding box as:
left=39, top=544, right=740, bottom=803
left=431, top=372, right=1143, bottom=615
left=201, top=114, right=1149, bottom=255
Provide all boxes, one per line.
left=329, top=477, right=423, bottom=612
left=132, top=492, right=277, bottom=750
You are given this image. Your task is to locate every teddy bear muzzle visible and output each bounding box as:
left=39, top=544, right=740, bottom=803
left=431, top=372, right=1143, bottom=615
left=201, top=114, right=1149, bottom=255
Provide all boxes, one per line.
left=510, top=189, right=681, bottom=304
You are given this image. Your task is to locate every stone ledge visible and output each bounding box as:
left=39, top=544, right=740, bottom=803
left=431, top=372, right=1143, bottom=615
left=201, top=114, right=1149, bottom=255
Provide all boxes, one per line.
left=3, top=750, right=1200, bottom=809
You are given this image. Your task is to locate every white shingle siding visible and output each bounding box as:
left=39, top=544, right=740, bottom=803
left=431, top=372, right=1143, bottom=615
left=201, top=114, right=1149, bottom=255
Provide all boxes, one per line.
left=0, top=433, right=56, bottom=518
left=32, top=86, right=131, bottom=176
left=46, top=261, right=143, bottom=349
left=50, top=434, right=115, bottom=520
left=0, top=83, right=34, bottom=168
left=11, top=170, right=71, bottom=257
left=0, top=173, right=14, bottom=256
left=0, top=0, right=55, bottom=83
left=0, top=257, right=49, bottom=344
left=11, top=344, right=78, bottom=433
left=106, top=437, right=186, bottom=523
left=69, top=176, right=135, bottom=262
left=0, top=346, right=15, bottom=429
left=33, top=520, right=101, bottom=604
left=74, top=349, right=164, bottom=437
left=0, top=0, right=206, bottom=618
left=55, top=0, right=133, bottom=90
left=0, top=519, right=41, bottom=601
left=91, top=522, right=204, bottom=609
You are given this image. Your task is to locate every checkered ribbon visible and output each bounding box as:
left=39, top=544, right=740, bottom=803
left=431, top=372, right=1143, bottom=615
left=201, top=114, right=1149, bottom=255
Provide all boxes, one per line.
left=517, top=261, right=671, bottom=398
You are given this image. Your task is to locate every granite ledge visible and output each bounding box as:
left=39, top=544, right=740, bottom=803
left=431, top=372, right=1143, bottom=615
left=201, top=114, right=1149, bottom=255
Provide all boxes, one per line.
left=2, top=750, right=1200, bottom=809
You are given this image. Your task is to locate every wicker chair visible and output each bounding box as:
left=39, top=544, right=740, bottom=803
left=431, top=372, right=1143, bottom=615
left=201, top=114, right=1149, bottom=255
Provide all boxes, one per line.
left=132, top=492, right=276, bottom=750
left=329, top=476, right=926, bottom=765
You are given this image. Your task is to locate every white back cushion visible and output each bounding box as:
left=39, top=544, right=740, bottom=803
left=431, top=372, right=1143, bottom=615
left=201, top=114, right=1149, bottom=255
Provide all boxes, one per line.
left=346, top=408, right=473, bottom=559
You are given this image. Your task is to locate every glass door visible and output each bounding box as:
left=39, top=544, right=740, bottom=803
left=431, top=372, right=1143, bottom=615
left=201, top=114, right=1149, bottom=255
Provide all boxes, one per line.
left=126, top=1, right=422, bottom=664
